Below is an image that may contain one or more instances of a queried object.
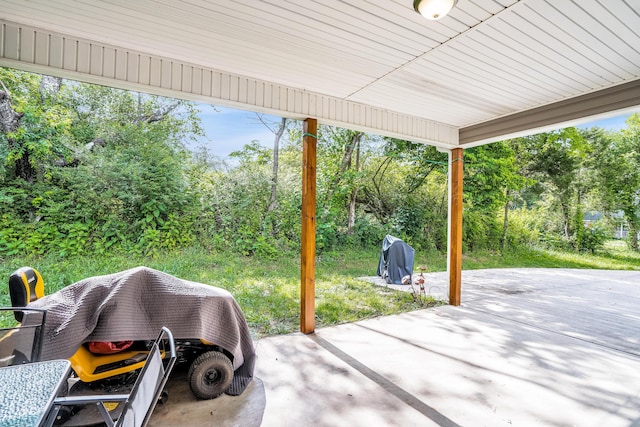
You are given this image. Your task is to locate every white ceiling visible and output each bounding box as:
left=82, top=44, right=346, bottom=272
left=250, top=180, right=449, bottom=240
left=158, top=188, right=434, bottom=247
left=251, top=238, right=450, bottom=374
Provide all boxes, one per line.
left=1, top=0, right=640, bottom=147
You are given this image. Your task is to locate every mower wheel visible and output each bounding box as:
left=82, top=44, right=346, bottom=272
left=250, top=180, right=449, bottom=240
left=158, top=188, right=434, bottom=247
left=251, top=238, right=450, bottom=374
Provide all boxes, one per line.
left=157, top=389, right=169, bottom=405
left=188, top=351, right=234, bottom=399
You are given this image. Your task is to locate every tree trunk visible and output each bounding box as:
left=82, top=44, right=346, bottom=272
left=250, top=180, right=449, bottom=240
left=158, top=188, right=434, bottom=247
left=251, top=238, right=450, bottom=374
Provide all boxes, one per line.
left=133, top=100, right=180, bottom=125
left=324, top=131, right=362, bottom=204
left=561, top=201, right=570, bottom=240
left=500, top=190, right=510, bottom=251
left=630, top=225, right=639, bottom=252
left=364, top=157, right=393, bottom=223
left=347, top=137, right=361, bottom=233
left=0, top=89, right=34, bottom=182
left=627, top=214, right=639, bottom=252
left=0, top=90, right=22, bottom=133
left=268, top=117, right=287, bottom=212
left=39, top=76, right=62, bottom=100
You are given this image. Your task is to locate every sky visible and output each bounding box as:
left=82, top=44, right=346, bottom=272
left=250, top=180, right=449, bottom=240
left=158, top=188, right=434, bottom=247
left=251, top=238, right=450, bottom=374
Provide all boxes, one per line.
left=189, top=104, right=638, bottom=160
left=187, top=104, right=282, bottom=159
left=576, top=113, right=633, bottom=131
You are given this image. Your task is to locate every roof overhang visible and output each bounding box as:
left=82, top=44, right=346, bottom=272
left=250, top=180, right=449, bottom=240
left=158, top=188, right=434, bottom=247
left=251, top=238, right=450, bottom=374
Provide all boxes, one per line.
left=460, top=79, right=640, bottom=147
left=1, top=0, right=640, bottom=148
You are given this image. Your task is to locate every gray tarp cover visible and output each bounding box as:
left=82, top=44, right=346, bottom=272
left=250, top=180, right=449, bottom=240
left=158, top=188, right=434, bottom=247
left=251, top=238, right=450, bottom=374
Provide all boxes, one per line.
left=29, top=266, right=255, bottom=395
left=376, top=235, right=415, bottom=285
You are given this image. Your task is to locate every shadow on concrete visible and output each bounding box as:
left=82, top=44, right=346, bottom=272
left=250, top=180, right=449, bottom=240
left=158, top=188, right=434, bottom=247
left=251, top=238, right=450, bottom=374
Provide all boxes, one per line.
left=315, top=269, right=640, bottom=426
left=149, top=365, right=265, bottom=427
left=140, top=269, right=640, bottom=426
left=309, top=334, right=461, bottom=427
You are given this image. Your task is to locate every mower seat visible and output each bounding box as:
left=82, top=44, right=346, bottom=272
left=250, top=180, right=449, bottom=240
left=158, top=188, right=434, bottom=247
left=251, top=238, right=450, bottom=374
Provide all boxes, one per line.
left=8, top=267, right=45, bottom=322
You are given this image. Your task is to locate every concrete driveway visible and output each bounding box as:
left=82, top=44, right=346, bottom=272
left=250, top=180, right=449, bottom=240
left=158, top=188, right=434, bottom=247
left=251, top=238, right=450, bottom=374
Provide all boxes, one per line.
left=150, top=268, right=640, bottom=427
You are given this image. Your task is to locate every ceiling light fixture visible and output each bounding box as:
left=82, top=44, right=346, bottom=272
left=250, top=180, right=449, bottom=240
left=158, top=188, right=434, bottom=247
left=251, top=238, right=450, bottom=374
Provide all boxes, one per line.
left=413, top=0, right=458, bottom=20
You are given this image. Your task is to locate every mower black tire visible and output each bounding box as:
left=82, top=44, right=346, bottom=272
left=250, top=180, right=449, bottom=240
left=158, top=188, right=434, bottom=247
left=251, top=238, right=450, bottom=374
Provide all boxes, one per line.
left=188, top=351, right=234, bottom=399
left=158, top=389, right=169, bottom=405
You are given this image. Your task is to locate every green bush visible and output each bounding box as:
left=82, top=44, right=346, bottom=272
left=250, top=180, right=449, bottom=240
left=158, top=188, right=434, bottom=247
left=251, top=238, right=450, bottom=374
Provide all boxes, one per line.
left=504, top=207, right=543, bottom=248
left=463, top=210, right=501, bottom=251
left=352, top=216, right=387, bottom=247
left=0, top=214, right=30, bottom=256
left=578, top=221, right=609, bottom=253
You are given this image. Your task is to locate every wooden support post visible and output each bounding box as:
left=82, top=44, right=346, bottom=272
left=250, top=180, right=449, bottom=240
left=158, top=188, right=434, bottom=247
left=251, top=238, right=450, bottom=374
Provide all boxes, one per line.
left=449, top=148, right=463, bottom=306
left=301, top=118, right=317, bottom=334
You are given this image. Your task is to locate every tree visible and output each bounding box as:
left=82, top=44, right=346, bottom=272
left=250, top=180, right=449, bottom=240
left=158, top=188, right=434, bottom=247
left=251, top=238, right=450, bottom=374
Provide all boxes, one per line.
left=309, top=127, right=365, bottom=248
left=513, top=128, right=588, bottom=247
left=320, top=128, right=363, bottom=206
left=589, top=116, right=640, bottom=251
left=0, top=70, right=205, bottom=257
left=358, top=138, right=449, bottom=250
left=463, top=142, right=528, bottom=250
left=255, top=115, right=289, bottom=213
left=347, top=136, right=361, bottom=233
left=362, top=138, right=447, bottom=223
left=0, top=70, right=71, bottom=183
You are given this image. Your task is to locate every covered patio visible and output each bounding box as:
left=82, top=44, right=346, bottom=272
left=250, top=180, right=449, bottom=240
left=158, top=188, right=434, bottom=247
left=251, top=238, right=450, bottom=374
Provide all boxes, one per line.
left=151, top=268, right=640, bottom=426
left=2, top=1, right=640, bottom=425
left=2, top=1, right=640, bottom=332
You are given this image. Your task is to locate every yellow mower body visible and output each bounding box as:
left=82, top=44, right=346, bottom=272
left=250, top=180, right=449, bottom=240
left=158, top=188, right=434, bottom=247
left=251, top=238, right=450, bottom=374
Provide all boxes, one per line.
left=69, top=344, right=163, bottom=382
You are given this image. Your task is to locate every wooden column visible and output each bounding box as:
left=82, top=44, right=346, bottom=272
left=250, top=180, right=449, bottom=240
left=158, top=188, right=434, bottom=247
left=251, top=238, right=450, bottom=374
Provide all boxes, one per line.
left=301, top=118, right=317, bottom=334
left=449, top=148, right=463, bottom=306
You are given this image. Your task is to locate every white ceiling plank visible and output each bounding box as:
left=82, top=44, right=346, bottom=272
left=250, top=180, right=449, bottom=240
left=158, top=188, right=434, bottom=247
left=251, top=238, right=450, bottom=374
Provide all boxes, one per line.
left=432, top=14, right=474, bottom=34
left=406, top=45, right=535, bottom=103
left=478, top=37, right=586, bottom=93
left=490, top=7, right=623, bottom=84
left=351, top=78, right=501, bottom=126
left=123, top=0, right=413, bottom=71
left=600, top=1, right=640, bottom=35
left=553, top=1, right=640, bottom=69
left=403, top=61, right=530, bottom=111
left=428, top=44, right=566, bottom=101
left=383, top=71, right=514, bottom=115
left=1, top=0, right=639, bottom=145
left=447, top=8, right=483, bottom=27
left=188, top=0, right=417, bottom=63
left=457, top=1, right=495, bottom=20
left=76, top=21, right=367, bottom=96
left=522, top=1, right=635, bottom=80
left=468, top=0, right=512, bottom=15
left=281, top=0, right=430, bottom=55
left=475, top=24, right=610, bottom=88
left=454, top=33, right=586, bottom=94
left=494, top=0, right=518, bottom=6
left=7, top=0, right=406, bottom=80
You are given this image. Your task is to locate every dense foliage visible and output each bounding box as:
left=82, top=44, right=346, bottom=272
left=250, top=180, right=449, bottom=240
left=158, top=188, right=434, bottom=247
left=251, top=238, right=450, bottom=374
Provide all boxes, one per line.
left=1, top=69, right=639, bottom=259
left=1, top=70, right=203, bottom=256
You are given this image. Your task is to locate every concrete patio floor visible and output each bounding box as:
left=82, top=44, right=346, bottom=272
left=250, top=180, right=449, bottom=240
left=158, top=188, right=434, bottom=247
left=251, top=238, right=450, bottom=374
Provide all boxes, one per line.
left=150, top=268, right=640, bottom=427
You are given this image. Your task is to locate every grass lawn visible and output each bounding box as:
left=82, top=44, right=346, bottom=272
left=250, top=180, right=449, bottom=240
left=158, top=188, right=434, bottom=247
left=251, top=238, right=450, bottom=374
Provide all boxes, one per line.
left=0, top=247, right=432, bottom=337
left=459, top=240, right=640, bottom=270
left=1, top=241, right=637, bottom=337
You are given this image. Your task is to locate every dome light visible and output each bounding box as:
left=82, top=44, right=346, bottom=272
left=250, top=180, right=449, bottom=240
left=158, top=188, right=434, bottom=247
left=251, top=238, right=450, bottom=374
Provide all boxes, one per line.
left=413, top=0, right=458, bottom=20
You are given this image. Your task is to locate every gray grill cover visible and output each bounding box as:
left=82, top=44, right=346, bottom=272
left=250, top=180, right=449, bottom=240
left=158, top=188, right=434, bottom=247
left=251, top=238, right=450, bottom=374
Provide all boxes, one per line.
left=376, top=235, right=415, bottom=285
left=29, top=266, right=255, bottom=395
